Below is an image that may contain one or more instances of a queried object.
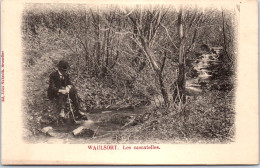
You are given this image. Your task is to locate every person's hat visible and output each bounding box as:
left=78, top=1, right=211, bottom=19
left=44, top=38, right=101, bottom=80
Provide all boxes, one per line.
left=57, top=60, right=70, bottom=70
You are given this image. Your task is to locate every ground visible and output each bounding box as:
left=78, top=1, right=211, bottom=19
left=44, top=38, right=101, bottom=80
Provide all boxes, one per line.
left=23, top=48, right=235, bottom=144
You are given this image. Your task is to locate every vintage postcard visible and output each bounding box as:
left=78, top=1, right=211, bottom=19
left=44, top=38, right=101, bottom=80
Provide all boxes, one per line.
left=1, top=0, right=258, bottom=165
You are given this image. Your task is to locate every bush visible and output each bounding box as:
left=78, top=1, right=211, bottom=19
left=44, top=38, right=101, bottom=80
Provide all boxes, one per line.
left=118, top=89, right=235, bottom=143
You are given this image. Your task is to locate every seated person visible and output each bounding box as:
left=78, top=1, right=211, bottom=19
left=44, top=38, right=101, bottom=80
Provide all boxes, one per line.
left=47, top=60, right=87, bottom=120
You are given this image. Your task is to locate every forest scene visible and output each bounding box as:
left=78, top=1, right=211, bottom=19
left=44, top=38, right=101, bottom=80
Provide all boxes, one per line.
left=22, top=4, right=238, bottom=143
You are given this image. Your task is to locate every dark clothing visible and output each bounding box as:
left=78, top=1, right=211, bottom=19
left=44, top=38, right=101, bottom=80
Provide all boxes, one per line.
left=47, top=71, right=72, bottom=99
left=47, top=71, right=80, bottom=114
left=57, top=86, right=80, bottom=113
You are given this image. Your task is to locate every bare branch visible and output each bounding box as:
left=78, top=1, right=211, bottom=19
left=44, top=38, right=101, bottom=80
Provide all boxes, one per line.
left=160, top=22, right=178, bottom=50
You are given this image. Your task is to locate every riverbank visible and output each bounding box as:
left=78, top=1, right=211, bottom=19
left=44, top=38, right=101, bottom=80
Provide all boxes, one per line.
left=23, top=48, right=235, bottom=144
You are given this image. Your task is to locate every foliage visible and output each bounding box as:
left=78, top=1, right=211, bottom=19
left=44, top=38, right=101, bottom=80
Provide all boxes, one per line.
left=118, top=89, right=235, bottom=143
left=22, top=4, right=237, bottom=142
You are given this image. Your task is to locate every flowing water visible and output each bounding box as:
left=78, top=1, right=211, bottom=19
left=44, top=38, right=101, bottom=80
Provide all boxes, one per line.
left=26, top=49, right=226, bottom=143
left=25, top=106, right=149, bottom=144
left=187, top=49, right=223, bottom=93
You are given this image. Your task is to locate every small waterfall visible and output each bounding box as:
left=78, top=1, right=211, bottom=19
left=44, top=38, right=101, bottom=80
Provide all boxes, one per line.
left=186, top=50, right=221, bottom=95
left=195, top=53, right=219, bottom=81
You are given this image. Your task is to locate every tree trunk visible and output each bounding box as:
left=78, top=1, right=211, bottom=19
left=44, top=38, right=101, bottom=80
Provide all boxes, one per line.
left=84, top=10, right=89, bottom=69
left=95, top=10, right=101, bottom=67
left=177, top=61, right=186, bottom=103
left=222, top=9, right=227, bottom=55
left=158, top=72, right=169, bottom=107
left=106, top=30, right=110, bottom=68
left=142, top=44, right=169, bottom=107
left=173, top=6, right=186, bottom=104
left=221, top=9, right=233, bottom=62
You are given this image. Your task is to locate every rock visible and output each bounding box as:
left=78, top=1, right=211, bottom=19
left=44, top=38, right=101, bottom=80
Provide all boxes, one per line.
left=40, top=118, right=51, bottom=124
left=79, top=111, right=87, bottom=116
left=47, top=130, right=58, bottom=137
left=72, top=126, right=84, bottom=135
left=186, top=79, right=199, bottom=86
left=101, top=111, right=112, bottom=114
left=186, top=86, right=202, bottom=96
left=41, top=126, right=57, bottom=137
left=82, top=120, right=94, bottom=129
left=41, top=126, right=53, bottom=134
left=72, top=126, right=94, bottom=137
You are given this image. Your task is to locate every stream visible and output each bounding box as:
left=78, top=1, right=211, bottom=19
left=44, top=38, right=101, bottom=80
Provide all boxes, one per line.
left=26, top=106, right=149, bottom=144
left=186, top=48, right=223, bottom=93
left=26, top=48, right=227, bottom=144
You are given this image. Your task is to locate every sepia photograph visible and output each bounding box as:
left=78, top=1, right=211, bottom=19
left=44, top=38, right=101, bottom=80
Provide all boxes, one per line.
left=1, top=0, right=258, bottom=165
left=22, top=3, right=237, bottom=144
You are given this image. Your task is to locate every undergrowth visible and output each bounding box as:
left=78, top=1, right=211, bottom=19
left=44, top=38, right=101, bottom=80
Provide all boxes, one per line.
left=118, top=89, right=235, bottom=143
